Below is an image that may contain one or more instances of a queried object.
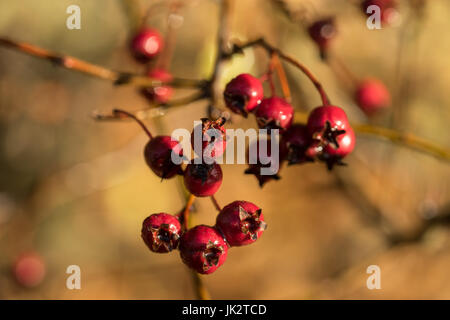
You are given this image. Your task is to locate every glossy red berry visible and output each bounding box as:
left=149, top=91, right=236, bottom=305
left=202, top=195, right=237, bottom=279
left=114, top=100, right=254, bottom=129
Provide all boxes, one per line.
left=191, top=118, right=227, bottom=160
left=245, top=138, right=286, bottom=187
left=307, top=105, right=350, bottom=137
left=144, top=136, right=184, bottom=179
left=130, top=28, right=163, bottom=63
left=224, top=74, right=263, bottom=117
left=281, top=124, right=314, bottom=165
left=141, top=213, right=181, bottom=253
left=306, top=105, right=355, bottom=169
left=308, top=17, right=336, bottom=59
left=179, top=225, right=228, bottom=274
left=322, top=126, right=355, bottom=159
left=355, top=78, right=391, bottom=115
left=141, top=69, right=174, bottom=104
left=216, top=201, right=267, bottom=247
left=362, top=0, right=398, bottom=25
left=255, top=97, right=294, bottom=131
left=12, top=252, right=46, bottom=288
left=184, top=162, right=223, bottom=197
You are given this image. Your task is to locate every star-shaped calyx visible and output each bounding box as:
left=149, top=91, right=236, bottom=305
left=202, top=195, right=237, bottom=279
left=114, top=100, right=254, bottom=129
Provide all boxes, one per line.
left=238, top=206, right=267, bottom=241
left=202, top=240, right=225, bottom=272
left=312, top=120, right=346, bottom=149
left=149, top=223, right=180, bottom=252
left=244, top=165, right=281, bottom=187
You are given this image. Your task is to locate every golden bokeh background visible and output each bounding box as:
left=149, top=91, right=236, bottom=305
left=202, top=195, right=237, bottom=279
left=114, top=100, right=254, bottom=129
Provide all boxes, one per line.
left=0, top=0, right=449, bottom=299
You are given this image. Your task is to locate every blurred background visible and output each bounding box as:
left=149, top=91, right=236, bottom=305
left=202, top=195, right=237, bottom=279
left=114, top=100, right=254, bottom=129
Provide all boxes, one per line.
left=0, top=0, right=449, bottom=299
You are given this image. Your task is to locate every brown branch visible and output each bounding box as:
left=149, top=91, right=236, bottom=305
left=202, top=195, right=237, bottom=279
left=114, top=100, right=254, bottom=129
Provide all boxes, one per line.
left=0, top=37, right=205, bottom=89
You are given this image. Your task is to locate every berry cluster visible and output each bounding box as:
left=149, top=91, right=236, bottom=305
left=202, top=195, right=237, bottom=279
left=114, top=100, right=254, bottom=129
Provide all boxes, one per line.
left=113, top=109, right=264, bottom=274
left=223, top=73, right=356, bottom=185
left=121, top=20, right=359, bottom=273
left=142, top=200, right=266, bottom=274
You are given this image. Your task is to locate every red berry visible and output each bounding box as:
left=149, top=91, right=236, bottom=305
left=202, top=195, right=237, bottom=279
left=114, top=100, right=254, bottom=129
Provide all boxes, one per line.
left=141, top=213, right=181, bottom=253
left=307, top=105, right=350, bottom=137
left=141, top=69, right=174, bottom=104
left=179, top=225, right=228, bottom=274
left=362, top=0, right=398, bottom=25
left=306, top=105, right=355, bottom=169
left=184, top=162, right=223, bottom=197
left=255, top=97, right=294, bottom=131
left=144, top=136, right=184, bottom=179
left=12, top=252, right=46, bottom=288
left=191, top=118, right=227, bottom=160
left=322, top=126, right=355, bottom=159
left=355, top=78, right=391, bottom=115
left=245, top=138, right=285, bottom=187
left=281, top=124, right=314, bottom=165
left=224, top=74, right=263, bottom=117
left=215, top=201, right=267, bottom=247
left=130, top=28, right=163, bottom=63
left=308, top=17, right=336, bottom=59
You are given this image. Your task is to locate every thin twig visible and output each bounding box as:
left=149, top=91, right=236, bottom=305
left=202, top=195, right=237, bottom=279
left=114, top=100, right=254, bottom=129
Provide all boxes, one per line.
left=293, top=111, right=450, bottom=162
left=0, top=37, right=205, bottom=89
left=210, top=195, right=222, bottom=211
left=352, top=123, right=450, bottom=162
left=190, top=271, right=211, bottom=300
left=182, top=194, right=196, bottom=231
left=105, top=109, right=154, bottom=139
left=272, top=53, right=292, bottom=102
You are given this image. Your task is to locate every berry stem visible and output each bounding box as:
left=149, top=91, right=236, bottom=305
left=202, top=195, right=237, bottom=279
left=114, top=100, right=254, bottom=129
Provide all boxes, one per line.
left=272, top=53, right=292, bottom=102
left=182, top=194, right=196, bottom=231
left=110, top=109, right=154, bottom=139
left=210, top=195, right=222, bottom=211
left=267, top=53, right=277, bottom=96
left=227, top=38, right=331, bottom=106
left=191, top=271, right=211, bottom=300
left=326, top=52, right=360, bottom=91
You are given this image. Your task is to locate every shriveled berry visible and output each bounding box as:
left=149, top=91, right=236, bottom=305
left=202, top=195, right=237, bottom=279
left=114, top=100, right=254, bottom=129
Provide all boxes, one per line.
left=179, top=225, right=228, bottom=274
left=216, top=201, right=267, bottom=247
left=191, top=117, right=227, bottom=160
left=308, top=17, right=336, bottom=59
left=224, top=74, right=263, bottom=117
left=255, top=97, right=294, bottom=131
left=141, top=69, right=174, bottom=104
left=130, top=28, right=163, bottom=63
left=245, top=138, right=286, bottom=187
left=281, top=124, right=314, bottom=165
left=12, top=252, right=46, bottom=288
left=141, top=213, right=181, bottom=253
left=355, top=78, right=391, bottom=115
left=184, top=162, right=223, bottom=197
left=362, top=0, right=398, bottom=25
left=144, top=136, right=183, bottom=179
